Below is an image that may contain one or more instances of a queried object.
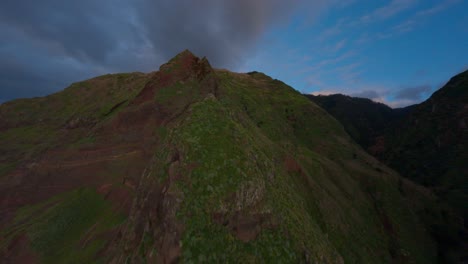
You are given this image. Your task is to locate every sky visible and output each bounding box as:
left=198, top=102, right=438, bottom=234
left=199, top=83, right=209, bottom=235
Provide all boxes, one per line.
left=1, top=0, right=467, bottom=107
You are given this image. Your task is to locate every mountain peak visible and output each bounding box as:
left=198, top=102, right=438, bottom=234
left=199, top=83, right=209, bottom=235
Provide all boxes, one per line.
left=0, top=55, right=438, bottom=263
left=170, top=49, right=197, bottom=62
left=131, top=50, right=216, bottom=105
left=159, top=50, right=213, bottom=77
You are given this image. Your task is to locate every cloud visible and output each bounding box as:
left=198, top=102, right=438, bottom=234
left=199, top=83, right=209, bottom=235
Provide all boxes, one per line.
left=386, top=99, right=420, bottom=108
left=311, top=83, right=437, bottom=108
left=391, top=19, right=417, bottom=33
left=415, top=0, right=461, bottom=17
left=311, top=87, right=420, bottom=108
left=318, top=18, right=349, bottom=42
left=360, top=0, right=418, bottom=23
left=351, top=90, right=381, bottom=99
left=357, top=5, right=456, bottom=45
left=0, top=0, right=323, bottom=102
left=327, top=39, right=348, bottom=52
left=135, top=0, right=301, bottom=68
left=0, top=0, right=144, bottom=66
left=335, top=62, right=362, bottom=83
left=311, top=87, right=390, bottom=105
left=350, top=0, right=462, bottom=46
left=310, top=90, right=341, bottom=96
left=387, top=0, right=463, bottom=35
left=348, top=88, right=390, bottom=105
left=299, top=51, right=356, bottom=74
left=394, top=84, right=433, bottom=100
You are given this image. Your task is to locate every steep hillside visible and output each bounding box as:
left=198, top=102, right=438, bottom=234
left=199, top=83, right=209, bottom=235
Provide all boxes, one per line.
left=305, top=94, right=412, bottom=148
left=0, top=51, right=436, bottom=263
left=376, top=71, right=468, bottom=262
left=305, top=71, right=468, bottom=263
left=377, top=70, right=467, bottom=195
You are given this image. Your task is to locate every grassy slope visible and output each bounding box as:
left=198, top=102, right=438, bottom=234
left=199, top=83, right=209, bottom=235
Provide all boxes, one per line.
left=135, top=69, right=436, bottom=263
left=3, top=188, right=125, bottom=263
left=0, top=73, right=150, bottom=263
left=0, top=72, right=150, bottom=178
left=0, top=55, right=437, bottom=263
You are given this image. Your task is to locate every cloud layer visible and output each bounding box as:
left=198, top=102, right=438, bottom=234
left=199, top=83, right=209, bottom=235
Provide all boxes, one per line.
left=0, top=0, right=304, bottom=102
left=1, top=0, right=465, bottom=107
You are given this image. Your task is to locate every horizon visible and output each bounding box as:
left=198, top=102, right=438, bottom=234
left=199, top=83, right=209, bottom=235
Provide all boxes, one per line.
left=1, top=0, right=467, bottom=107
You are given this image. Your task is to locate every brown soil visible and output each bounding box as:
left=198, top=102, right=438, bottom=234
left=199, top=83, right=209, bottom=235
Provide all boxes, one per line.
left=3, top=234, right=38, bottom=264
left=213, top=211, right=277, bottom=242
left=284, top=155, right=303, bottom=174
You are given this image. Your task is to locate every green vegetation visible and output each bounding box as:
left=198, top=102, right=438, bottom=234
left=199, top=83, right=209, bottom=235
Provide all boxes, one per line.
left=2, top=188, right=125, bottom=264
left=306, top=70, right=468, bottom=263
left=0, top=51, right=443, bottom=263
left=0, top=72, right=151, bottom=169
left=172, top=98, right=298, bottom=261
left=129, top=69, right=436, bottom=262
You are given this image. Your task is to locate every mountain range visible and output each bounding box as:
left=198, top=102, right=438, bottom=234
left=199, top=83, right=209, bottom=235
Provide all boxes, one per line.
left=307, top=70, right=468, bottom=263
left=0, top=51, right=464, bottom=263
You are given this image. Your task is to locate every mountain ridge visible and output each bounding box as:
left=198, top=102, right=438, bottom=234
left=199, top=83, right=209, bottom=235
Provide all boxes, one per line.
left=306, top=70, right=468, bottom=262
left=0, top=50, right=437, bottom=263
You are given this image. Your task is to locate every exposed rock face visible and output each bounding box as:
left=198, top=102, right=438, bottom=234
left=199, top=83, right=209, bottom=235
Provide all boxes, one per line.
left=133, top=50, right=217, bottom=106
left=0, top=51, right=437, bottom=263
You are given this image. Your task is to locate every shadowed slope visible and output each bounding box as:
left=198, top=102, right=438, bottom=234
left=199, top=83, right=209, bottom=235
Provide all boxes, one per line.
left=305, top=70, right=468, bottom=262
left=305, top=94, right=412, bottom=148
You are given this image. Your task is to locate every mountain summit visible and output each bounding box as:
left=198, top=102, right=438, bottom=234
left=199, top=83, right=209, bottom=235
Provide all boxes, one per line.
left=0, top=51, right=436, bottom=263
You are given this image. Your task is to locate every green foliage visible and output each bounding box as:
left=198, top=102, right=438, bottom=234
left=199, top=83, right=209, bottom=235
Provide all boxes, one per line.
left=173, top=98, right=295, bottom=261
left=151, top=70, right=437, bottom=263
left=0, top=55, right=445, bottom=263
left=9, top=188, right=125, bottom=264
left=182, top=224, right=298, bottom=263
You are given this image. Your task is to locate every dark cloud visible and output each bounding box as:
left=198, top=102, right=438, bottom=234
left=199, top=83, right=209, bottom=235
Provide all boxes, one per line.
left=0, top=59, right=62, bottom=101
left=394, top=85, right=432, bottom=100
left=0, top=0, right=143, bottom=65
left=136, top=0, right=301, bottom=67
left=351, top=90, right=381, bottom=99
left=0, top=0, right=309, bottom=102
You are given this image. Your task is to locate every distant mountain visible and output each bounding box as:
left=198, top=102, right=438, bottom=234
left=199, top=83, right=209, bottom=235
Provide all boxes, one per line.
left=0, top=50, right=436, bottom=263
left=306, top=70, right=468, bottom=263
left=304, top=94, right=412, bottom=148
left=378, top=71, right=467, bottom=189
